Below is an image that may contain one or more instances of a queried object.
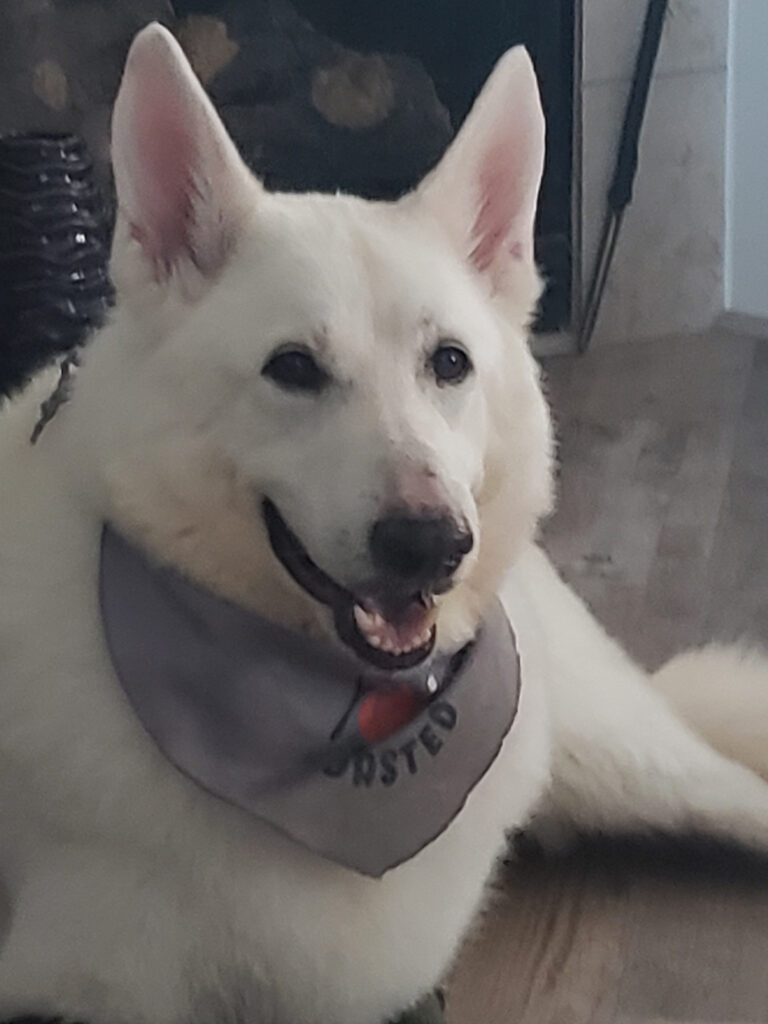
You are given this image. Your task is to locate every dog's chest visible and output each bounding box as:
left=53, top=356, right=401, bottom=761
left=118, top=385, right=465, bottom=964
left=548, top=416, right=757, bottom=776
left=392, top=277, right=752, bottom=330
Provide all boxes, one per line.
left=177, top=695, right=547, bottom=1024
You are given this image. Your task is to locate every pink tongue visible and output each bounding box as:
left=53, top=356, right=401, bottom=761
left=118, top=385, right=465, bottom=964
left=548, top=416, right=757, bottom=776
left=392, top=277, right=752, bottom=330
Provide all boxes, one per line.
left=356, top=598, right=434, bottom=651
left=384, top=603, right=431, bottom=647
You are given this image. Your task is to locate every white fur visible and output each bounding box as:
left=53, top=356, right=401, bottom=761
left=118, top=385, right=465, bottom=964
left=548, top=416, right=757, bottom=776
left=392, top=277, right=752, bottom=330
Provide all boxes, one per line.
left=652, top=646, right=768, bottom=781
left=2, top=24, right=768, bottom=1024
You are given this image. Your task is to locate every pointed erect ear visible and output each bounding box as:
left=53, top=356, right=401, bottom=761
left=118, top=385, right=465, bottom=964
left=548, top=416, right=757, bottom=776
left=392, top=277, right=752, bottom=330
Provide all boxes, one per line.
left=111, top=22, right=255, bottom=287
left=415, top=47, right=545, bottom=293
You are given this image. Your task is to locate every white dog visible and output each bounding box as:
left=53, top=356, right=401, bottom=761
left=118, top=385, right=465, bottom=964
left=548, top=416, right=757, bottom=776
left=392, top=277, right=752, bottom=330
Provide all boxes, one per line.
left=2, top=23, right=768, bottom=1024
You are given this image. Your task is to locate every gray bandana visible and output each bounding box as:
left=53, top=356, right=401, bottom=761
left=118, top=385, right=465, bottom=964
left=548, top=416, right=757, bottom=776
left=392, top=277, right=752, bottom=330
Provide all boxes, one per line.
left=99, top=526, right=522, bottom=877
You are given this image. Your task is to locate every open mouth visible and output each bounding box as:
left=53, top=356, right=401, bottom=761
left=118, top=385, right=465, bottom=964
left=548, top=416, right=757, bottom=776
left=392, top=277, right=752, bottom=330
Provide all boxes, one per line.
left=262, top=499, right=438, bottom=671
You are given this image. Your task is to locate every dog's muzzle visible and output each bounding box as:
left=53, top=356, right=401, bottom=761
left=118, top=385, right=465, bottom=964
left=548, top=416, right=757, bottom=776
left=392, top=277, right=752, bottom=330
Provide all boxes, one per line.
left=262, top=500, right=473, bottom=671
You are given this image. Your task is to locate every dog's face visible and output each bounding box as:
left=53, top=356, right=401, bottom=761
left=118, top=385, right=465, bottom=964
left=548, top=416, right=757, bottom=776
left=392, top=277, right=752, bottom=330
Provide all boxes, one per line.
left=89, top=25, right=553, bottom=667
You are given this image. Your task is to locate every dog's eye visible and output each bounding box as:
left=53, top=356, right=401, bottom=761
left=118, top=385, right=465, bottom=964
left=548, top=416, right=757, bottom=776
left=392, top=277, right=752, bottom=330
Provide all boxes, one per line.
left=429, top=343, right=472, bottom=386
left=262, top=348, right=330, bottom=394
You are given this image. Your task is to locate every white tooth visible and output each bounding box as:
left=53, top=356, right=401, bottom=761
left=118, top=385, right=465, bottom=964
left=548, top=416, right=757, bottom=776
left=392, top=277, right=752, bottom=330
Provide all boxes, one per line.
left=368, top=635, right=382, bottom=649
left=354, top=605, right=376, bottom=631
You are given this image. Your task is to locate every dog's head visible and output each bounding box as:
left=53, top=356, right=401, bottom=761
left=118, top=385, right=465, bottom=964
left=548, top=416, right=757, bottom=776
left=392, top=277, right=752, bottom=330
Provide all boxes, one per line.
left=85, top=24, right=553, bottom=668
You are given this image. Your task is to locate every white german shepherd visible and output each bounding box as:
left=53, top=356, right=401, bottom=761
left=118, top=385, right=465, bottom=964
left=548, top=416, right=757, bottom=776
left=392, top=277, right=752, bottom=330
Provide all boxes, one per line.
left=2, top=23, right=768, bottom=1024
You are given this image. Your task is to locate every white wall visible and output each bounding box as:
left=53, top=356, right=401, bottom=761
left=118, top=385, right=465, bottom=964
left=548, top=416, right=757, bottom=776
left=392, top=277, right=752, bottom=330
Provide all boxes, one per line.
left=582, top=0, right=728, bottom=345
left=726, top=1, right=768, bottom=320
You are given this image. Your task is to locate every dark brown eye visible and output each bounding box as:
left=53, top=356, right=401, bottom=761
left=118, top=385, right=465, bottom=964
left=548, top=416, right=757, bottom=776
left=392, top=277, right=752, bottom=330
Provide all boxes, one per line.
left=262, top=348, right=330, bottom=394
left=429, top=344, right=472, bottom=386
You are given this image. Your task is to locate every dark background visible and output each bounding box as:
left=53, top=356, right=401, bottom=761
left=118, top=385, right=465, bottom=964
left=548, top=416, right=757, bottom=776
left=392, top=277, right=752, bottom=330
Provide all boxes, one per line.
left=176, top=0, right=575, bottom=331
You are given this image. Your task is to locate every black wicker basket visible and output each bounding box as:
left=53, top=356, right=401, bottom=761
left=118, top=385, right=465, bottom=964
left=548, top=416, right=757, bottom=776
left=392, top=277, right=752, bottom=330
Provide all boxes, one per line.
left=0, top=133, right=114, bottom=398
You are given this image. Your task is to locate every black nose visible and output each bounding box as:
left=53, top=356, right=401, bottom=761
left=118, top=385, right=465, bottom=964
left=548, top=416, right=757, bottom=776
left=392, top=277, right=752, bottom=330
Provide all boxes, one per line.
left=369, top=513, right=474, bottom=587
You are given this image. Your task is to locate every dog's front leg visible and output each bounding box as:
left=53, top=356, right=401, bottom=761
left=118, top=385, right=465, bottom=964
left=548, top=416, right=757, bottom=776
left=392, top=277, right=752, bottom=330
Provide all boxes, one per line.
left=504, top=543, right=768, bottom=853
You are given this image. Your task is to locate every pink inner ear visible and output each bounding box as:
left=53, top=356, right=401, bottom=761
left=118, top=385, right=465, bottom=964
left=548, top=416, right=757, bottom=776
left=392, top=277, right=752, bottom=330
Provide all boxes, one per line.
left=469, top=138, right=529, bottom=273
left=113, top=24, right=250, bottom=285
left=129, top=93, right=199, bottom=272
